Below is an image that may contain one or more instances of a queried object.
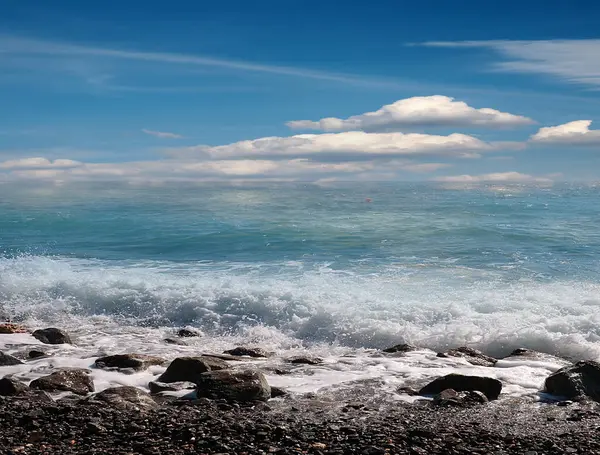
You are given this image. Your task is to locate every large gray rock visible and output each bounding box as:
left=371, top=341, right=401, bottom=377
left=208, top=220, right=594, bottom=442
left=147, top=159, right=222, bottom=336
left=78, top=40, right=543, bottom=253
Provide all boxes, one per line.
left=148, top=381, right=196, bottom=394
left=95, top=354, right=166, bottom=371
left=196, top=369, right=271, bottom=402
left=383, top=343, right=418, bottom=354
left=93, top=386, right=157, bottom=412
left=32, top=328, right=72, bottom=345
left=0, top=352, right=23, bottom=366
left=0, top=376, right=30, bottom=396
left=157, top=356, right=229, bottom=384
left=432, top=388, right=488, bottom=407
left=437, top=347, right=497, bottom=367
left=419, top=374, right=502, bottom=400
left=545, top=360, right=600, bottom=401
left=30, top=369, right=94, bottom=395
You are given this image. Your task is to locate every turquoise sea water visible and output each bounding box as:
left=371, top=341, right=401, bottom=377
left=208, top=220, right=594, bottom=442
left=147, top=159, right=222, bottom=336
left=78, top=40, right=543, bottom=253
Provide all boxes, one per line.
left=1, top=183, right=600, bottom=357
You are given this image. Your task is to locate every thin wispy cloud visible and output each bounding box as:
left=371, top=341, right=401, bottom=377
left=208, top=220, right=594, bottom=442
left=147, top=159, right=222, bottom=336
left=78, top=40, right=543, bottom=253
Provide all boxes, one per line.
left=417, top=40, right=600, bottom=89
left=142, top=129, right=183, bottom=139
left=0, top=35, right=407, bottom=89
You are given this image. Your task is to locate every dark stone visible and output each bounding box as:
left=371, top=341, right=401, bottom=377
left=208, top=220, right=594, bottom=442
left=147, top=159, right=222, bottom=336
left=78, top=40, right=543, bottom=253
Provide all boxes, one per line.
left=270, top=386, right=287, bottom=398
left=437, top=347, right=497, bottom=367
left=0, top=376, right=30, bottom=396
left=177, top=328, right=200, bottom=338
left=93, top=386, right=158, bottom=412
left=289, top=356, right=323, bottom=365
left=0, top=323, right=28, bottom=334
left=419, top=374, right=502, bottom=400
left=544, top=360, right=600, bottom=401
left=157, top=356, right=229, bottom=384
left=148, top=381, right=196, bottom=394
left=432, top=388, right=488, bottom=407
left=30, top=369, right=94, bottom=395
left=164, top=338, right=187, bottom=345
left=383, top=343, right=417, bottom=354
left=224, top=347, right=270, bottom=358
left=95, top=354, right=166, bottom=371
left=32, top=328, right=72, bottom=345
left=195, top=369, right=271, bottom=402
left=28, top=350, right=47, bottom=359
left=0, top=351, right=23, bottom=366
left=397, top=386, right=420, bottom=396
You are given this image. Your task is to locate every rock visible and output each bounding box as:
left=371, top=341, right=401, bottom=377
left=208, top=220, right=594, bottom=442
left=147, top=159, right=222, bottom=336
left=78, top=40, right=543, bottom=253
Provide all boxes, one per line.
left=196, top=369, right=271, bottom=402
left=177, top=328, right=200, bottom=338
left=224, top=347, right=270, bottom=358
left=164, top=338, right=187, bottom=345
left=30, top=369, right=94, bottom=395
left=157, top=356, right=229, bottom=384
left=270, top=386, right=287, bottom=398
left=289, top=356, right=323, bottom=365
left=0, top=377, right=30, bottom=396
left=32, top=328, right=72, bottom=345
left=397, top=386, right=420, bottom=396
left=383, top=343, right=417, bottom=354
left=0, top=352, right=23, bottom=366
left=28, top=350, right=47, bottom=359
left=0, top=323, right=28, bottom=334
left=95, top=354, right=166, bottom=371
left=432, top=388, right=488, bottom=407
left=93, top=386, right=158, bottom=412
left=148, top=381, right=196, bottom=394
left=201, top=353, right=244, bottom=362
left=419, top=374, right=502, bottom=400
left=437, top=347, right=497, bottom=367
left=544, top=360, right=600, bottom=401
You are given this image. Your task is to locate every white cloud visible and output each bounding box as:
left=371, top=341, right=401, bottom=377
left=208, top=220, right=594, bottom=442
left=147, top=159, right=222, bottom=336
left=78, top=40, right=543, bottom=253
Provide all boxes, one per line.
left=142, top=129, right=183, bottom=139
left=419, top=40, right=600, bottom=89
left=0, top=157, right=82, bottom=170
left=287, top=95, right=534, bottom=132
left=434, top=171, right=554, bottom=184
left=530, top=120, right=600, bottom=145
left=177, top=130, right=495, bottom=160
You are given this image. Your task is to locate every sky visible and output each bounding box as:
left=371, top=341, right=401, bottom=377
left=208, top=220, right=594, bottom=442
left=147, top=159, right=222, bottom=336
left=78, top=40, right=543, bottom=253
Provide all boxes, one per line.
left=1, top=0, right=600, bottom=186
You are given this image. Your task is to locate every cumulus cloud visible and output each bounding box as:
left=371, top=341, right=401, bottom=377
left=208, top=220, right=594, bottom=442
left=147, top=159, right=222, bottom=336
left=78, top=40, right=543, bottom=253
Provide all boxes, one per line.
left=530, top=120, right=600, bottom=145
left=419, top=40, right=600, bottom=89
left=175, top=130, right=495, bottom=161
left=286, top=96, right=534, bottom=132
left=434, top=171, right=554, bottom=184
left=142, top=129, right=183, bottom=139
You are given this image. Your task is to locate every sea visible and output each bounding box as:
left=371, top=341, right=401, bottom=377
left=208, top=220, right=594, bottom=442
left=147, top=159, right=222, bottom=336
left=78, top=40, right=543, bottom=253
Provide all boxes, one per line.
left=1, top=182, right=600, bottom=400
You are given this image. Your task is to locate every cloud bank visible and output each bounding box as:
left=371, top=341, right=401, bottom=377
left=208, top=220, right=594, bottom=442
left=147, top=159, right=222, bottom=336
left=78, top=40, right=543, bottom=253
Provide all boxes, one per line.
left=434, top=172, right=554, bottom=184
left=287, top=96, right=534, bottom=132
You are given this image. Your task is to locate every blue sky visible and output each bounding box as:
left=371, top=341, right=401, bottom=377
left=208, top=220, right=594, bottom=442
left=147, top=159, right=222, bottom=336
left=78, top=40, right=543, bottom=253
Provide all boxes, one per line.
left=1, top=0, right=599, bottom=185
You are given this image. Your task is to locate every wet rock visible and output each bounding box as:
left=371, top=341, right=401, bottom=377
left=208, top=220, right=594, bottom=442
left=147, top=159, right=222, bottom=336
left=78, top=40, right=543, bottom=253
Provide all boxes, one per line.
left=432, top=388, right=488, bottom=407
left=157, top=356, right=229, bottom=384
left=196, top=369, right=271, bottom=402
left=224, top=347, right=270, bottom=358
left=148, top=381, right=196, bottom=394
left=437, top=347, right=497, bottom=367
left=397, top=386, right=420, bottom=396
left=419, top=374, right=502, bottom=400
left=177, top=328, right=200, bottom=338
left=289, top=356, right=324, bottom=365
left=164, top=337, right=187, bottom=345
left=544, top=360, right=600, bottom=401
left=270, top=386, right=287, bottom=398
left=0, top=377, right=30, bottom=396
left=95, top=354, right=166, bottom=371
left=30, top=368, right=94, bottom=395
left=32, top=328, right=72, bottom=345
left=27, top=350, right=47, bottom=359
left=201, top=353, right=244, bottom=362
left=0, top=323, right=28, bottom=334
left=93, top=386, right=158, bottom=412
left=383, top=343, right=418, bottom=354
left=0, top=351, right=23, bottom=366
